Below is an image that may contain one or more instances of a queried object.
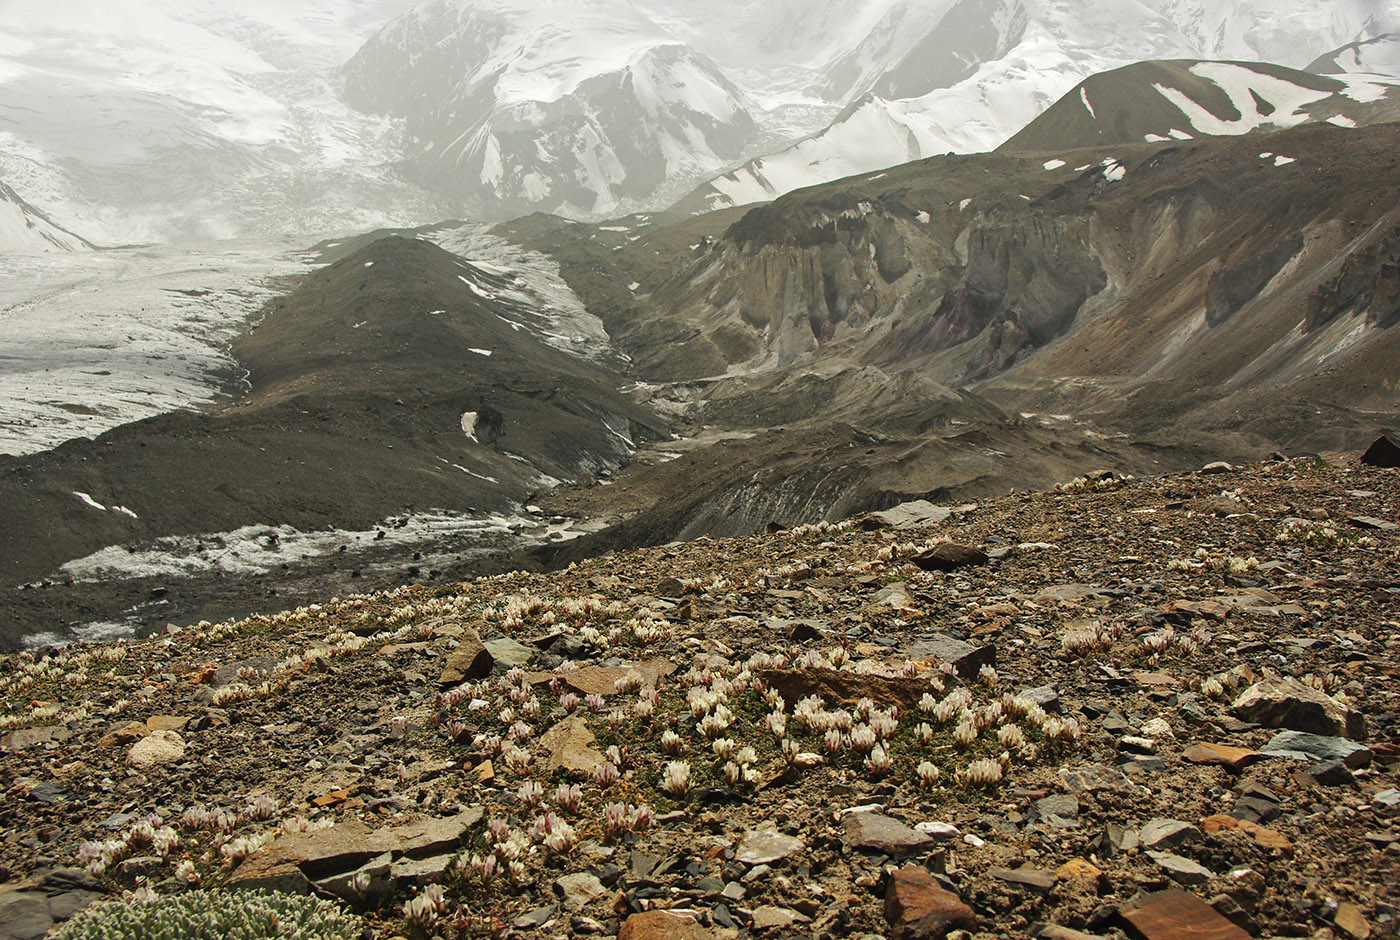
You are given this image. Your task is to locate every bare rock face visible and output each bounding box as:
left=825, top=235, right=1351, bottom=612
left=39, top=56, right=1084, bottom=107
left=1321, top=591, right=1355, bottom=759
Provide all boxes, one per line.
left=1231, top=676, right=1366, bottom=740
left=884, top=864, right=976, bottom=939
left=127, top=730, right=185, bottom=770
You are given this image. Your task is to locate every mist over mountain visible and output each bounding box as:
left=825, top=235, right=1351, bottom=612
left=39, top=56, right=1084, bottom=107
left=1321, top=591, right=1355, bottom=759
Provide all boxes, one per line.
left=5, top=0, right=1396, bottom=240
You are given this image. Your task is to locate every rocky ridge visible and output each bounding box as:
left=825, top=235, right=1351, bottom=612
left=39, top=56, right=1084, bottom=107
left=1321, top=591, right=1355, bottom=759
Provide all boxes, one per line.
left=2, top=453, right=1398, bottom=939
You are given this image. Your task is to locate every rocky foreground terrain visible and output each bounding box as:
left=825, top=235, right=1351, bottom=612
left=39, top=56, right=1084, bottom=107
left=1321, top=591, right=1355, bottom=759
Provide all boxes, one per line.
left=2, top=450, right=1399, bottom=940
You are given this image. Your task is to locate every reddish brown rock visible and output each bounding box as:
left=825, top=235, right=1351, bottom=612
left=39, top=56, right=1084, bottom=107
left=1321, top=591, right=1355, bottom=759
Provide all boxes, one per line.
left=618, top=909, right=713, bottom=940
left=1120, top=889, right=1251, bottom=940
left=1184, top=742, right=1261, bottom=773
left=884, top=864, right=976, bottom=939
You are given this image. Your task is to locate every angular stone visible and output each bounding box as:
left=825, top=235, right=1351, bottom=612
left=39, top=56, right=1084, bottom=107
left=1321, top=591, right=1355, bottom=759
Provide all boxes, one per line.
left=906, top=633, right=995, bottom=678
left=539, top=715, right=604, bottom=773
left=128, top=730, right=185, bottom=770
left=535, top=658, right=678, bottom=697
left=843, top=812, right=936, bottom=855
left=0, top=891, right=53, bottom=940
left=1349, top=515, right=1397, bottom=532
left=1184, top=742, right=1261, bottom=773
left=1059, top=763, right=1138, bottom=793
left=484, top=637, right=534, bottom=669
left=1139, top=819, right=1201, bottom=852
left=1121, top=889, right=1250, bottom=940
left=554, top=872, right=608, bottom=910
left=1147, top=851, right=1214, bottom=885
left=1260, top=731, right=1371, bottom=767
left=438, top=628, right=494, bottom=686
left=1020, top=684, right=1060, bottom=712
left=314, top=851, right=392, bottom=908
left=735, top=830, right=804, bottom=866
left=884, top=864, right=976, bottom=939
left=1360, top=434, right=1400, bottom=468
left=1231, top=677, right=1365, bottom=740
left=1309, top=759, right=1355, bottom=786
left=760, top=667, right=942, bottom=712
left=618, top=910, right=713, bottom=940
left=1238, top=820, right=1292, bottom=854
left=866, top=501, right=954, bottom=530
left=988, top=866, right=1056, bottom=891
left=514, top=904, right=559, bottom=930
left=1335, top=901, right=1372, bottom=939
left=390, top=808, right=484, bottom=857
left=1027, top=794, right=1078, bottom=829
left=752, top=905, right=806, bottom=929
left=1055, top=859, right=1103, bottom=880
left=145, top=715, right=189, bottom=732
left=912, top=543, right=988, bottom=572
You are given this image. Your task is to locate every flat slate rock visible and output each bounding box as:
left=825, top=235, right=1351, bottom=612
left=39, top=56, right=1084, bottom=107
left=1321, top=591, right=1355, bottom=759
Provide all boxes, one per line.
left=906, top=633, right=995, bottom=678
left=912, top=542, right=988, bottom=572
left=884, top=864, right=976, bottom=937
left=1260, top=730, right=1371, bottom=767
left=532, top=658, right=677, bottom=697
left=618, top=910, right=714, bottom=940
left=760, top=667, right=937, bottom=712
left=1120, top=889, right=1250, bottom=940
left=866, top=500, right=954, bottom=529
left=842, top=812, right=936, bottom=855
left=483, top=637, right=534, bottom=669
left=734, top=829, right=804, bottom=866
left=1147, top=851, right=1213, bottom=885
left=539, top=715, right=605, bottom=773
left=1059, top=763, right=1139, bottom=794
left=988, top=866, right=1057, bottom=891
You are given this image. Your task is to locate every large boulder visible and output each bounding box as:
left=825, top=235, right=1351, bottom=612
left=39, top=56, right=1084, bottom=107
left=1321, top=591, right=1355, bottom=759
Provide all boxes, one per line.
left=1231, top=676, right=1366, bottom=740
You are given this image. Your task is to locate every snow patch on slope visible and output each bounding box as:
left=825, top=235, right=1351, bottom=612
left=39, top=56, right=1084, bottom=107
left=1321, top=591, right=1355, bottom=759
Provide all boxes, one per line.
left=1152, top=62, right=1334, bottom=135
left=425, top=223, right=620, bottom=364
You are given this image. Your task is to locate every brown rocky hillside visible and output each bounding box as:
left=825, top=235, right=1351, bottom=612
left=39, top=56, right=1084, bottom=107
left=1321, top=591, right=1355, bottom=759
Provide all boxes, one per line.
left=2, top=452, right=1397, bottom=940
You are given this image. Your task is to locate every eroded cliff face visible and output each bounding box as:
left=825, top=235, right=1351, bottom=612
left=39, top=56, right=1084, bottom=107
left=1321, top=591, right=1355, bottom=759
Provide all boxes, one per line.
left=628, top=122, right=1400, bottom=445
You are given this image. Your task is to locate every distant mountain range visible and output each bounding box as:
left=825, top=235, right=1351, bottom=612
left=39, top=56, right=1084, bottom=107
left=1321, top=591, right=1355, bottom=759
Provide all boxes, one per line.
left=1, top=0, right=1397, bottom=242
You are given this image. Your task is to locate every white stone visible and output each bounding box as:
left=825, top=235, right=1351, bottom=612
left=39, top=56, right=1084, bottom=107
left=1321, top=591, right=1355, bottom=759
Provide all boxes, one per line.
left=128, top=730, right=185, bottom=770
